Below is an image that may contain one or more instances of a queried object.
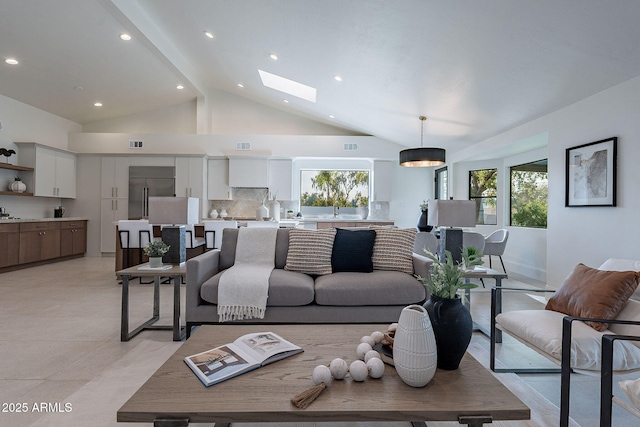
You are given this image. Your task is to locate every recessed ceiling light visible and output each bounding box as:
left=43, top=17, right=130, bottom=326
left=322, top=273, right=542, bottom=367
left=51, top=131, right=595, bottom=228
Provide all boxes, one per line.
left=237, top=83, right=244, bottom=88
left=333, top=75, right=343, bottom=82
left=204, top=31, right=214, bottom=39
left=119, top=33, right=132, bottom=41
left=283, top=99, right=289, bottom=103
left=258, top=69, right=317, bottom=103
left=269, top=53, right=279, bottom=61
left=94, top=102, right=103, bottom=107
left=329, top=115, right=335, bottom=119
left=5, top=58, right=18, bottom=65
left=176, top=84, right=184, bottom=90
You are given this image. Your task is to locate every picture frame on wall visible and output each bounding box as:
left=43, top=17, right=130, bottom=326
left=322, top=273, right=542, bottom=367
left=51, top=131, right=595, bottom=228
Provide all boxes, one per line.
left=565, top=137, right=617, bottom=207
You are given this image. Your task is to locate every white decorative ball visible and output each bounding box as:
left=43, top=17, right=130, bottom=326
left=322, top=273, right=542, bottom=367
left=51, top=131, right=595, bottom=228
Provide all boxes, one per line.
left=370, top=331, right=385, bottom=343
left=329, top=358, right=349, bottom=380
left=356, top=342, right=373, bottom=360
left=364, top=350, right=381, bottom=363
left=360, top=335, right=375, bottom=347
left=312, top=365, right=332, bottom=386
left=349, top=360, right=368, bottom=382
left=388, top=323, right=398, bottom=332
left=366, top=357, right=385, bottom=379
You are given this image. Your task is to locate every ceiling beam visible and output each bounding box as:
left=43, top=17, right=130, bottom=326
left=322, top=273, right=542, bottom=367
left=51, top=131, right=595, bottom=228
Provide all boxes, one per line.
left=98, top=0, right=207, bottom=97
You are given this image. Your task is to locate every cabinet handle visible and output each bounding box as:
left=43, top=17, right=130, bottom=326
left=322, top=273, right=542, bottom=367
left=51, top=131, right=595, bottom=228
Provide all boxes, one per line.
left=115, top=187, right=118, bottom=198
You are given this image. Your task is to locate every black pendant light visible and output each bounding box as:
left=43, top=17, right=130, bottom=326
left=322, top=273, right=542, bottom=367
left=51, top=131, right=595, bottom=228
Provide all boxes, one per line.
left=399, top=116, right=446, bottom=167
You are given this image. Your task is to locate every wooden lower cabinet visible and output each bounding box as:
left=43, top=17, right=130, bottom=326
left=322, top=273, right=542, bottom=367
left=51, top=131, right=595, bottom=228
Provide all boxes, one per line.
left=60, top=220, right=87, bottom=257
left=19, top=222, right=61, bottom=264
left=0, top=223, right=20, bottom=268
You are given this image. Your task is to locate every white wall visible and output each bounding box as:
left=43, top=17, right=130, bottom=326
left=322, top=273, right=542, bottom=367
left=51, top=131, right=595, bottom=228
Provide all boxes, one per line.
left=0, top=94, right=81, bottom=219
left=390, top=165, right=433, bottom=229
left=82, top=100, right=197, bottom=134
left=453, top=75, right=640, bottom=287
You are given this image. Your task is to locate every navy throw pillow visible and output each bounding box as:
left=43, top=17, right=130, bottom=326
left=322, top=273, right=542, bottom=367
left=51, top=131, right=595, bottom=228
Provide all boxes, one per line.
left=331, top=228, right=377, bottom=273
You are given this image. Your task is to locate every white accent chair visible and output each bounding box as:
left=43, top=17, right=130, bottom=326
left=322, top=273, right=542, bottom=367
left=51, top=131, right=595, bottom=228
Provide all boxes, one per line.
left=246, top=221, right=279, bottom=228
left=184, top=224, right=206, bottom=250
left=484, top=229, right=509, bottom=272
left=203, top=220, right=238, bottom=250
left=413, top=232, right=438, bottom=256
left=463, top=231, right=486, bottom=254
left=117, top=219, right=153, bottom=269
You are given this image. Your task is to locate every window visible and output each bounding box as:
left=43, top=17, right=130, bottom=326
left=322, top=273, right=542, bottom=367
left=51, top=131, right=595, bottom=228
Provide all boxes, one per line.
left=469, top=169, right=497, bottom=225
left=435, top=167, right=448, bottom=200
left=300, top=170, right=369, bottom=215
left=510, top=159, right=548, bottom=228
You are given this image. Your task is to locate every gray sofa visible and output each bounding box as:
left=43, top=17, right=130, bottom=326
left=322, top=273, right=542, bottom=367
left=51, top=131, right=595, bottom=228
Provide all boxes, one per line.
left=186, top=228, right=431, bottom=337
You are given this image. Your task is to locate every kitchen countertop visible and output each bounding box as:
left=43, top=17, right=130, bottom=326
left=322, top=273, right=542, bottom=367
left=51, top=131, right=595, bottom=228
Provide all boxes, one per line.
left=0, top=217, right=89, bottom=223
left=300, top=218, right=393, bottom=222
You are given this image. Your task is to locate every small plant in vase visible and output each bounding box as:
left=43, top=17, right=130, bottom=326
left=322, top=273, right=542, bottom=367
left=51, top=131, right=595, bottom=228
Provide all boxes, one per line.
left=143, top=240, right=170, bottom=267
left=9, top=176, right=27, bottom=193
left=417, top=200, right=431, bottom=232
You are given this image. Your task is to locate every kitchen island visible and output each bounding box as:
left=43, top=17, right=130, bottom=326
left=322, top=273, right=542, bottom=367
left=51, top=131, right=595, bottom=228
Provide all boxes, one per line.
left=0, top=217, right=88, bottom=272
left=297, top=218, right=394, bottom=229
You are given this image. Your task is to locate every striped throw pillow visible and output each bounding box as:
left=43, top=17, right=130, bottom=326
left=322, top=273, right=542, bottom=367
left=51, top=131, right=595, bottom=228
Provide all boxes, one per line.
left=371, top=227, right=417, bottom=274
left=285, top=229, right=337, bottom=275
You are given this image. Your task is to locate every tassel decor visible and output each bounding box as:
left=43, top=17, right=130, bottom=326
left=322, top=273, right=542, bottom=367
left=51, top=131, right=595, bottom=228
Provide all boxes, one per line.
left=290, top=383, right=326, bottom=409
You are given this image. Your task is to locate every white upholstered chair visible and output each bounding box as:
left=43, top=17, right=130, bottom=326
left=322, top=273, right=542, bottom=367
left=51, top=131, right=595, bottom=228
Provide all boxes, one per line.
left=484, top=229, right=509, bottom=272
left=413, top=232, right=438, bottom=256
left=203, top=220, right=238, bottom=249
left=246, top=221, right=279, bottom=228
left=117, top=219, right=153, bottom=268
left=463, top=231, right=486, bottom=254
left=184, top=224, right=206, bottom=249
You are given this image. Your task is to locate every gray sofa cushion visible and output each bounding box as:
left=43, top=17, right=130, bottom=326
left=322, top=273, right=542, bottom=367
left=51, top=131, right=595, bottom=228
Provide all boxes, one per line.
left=314, top=271, right=426, bottom=306
left=219, top=228, right=290, bottom=270
left=200, top=268, right=315, bottom=306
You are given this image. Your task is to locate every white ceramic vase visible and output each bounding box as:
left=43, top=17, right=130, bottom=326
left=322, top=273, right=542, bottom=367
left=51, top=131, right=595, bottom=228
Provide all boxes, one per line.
left=9, top=180, right=26, bottom=193
left=393, top=304, right=438, bottom=387
left=148, top=257, right=162, bottom=268
left=209, top=209, right=218, bottom=219
left=256, top=204, right=269, bottom=220
left=267, top=200, right=281, bottom=222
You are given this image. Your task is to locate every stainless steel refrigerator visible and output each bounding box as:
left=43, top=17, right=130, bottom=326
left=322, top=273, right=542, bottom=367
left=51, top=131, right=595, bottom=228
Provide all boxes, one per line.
left=128, top=166, right=176, bottom=219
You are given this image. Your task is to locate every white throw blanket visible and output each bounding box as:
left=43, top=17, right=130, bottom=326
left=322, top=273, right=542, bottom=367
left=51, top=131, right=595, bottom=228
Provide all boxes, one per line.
left=217, top=227, right=278, bottom=322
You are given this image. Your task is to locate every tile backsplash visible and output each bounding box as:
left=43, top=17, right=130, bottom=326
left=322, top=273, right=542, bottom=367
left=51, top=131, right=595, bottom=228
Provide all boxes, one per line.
left=208, top=188, right=298, bottom=219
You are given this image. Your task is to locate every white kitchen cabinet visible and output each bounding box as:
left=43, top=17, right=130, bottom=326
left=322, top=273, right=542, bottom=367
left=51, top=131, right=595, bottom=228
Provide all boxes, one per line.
left=268, top=159, right=293, bottom=200
left=15, top=142, right=76, bottom=198
left=228, top=158, right=268, bottom=188
left=176, top=156, right=207, bottom=217
left=373, top=160, right=393, bottom=201
left=100, top=198, right=128, bottom=253
left=101, top=156, right=130, bottom=199
left=207, top=159, right=231, bottom=200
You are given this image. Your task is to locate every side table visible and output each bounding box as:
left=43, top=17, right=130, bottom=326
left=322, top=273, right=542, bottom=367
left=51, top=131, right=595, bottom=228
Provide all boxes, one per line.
left=117, top=262, right=186, bottom=341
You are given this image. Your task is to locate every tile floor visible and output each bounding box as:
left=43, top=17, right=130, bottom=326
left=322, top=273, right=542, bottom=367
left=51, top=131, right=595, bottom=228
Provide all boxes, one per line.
left=0, top=256, right=637, bottom=426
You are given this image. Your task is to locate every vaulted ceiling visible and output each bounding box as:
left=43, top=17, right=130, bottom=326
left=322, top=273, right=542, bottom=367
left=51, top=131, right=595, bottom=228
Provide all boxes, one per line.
left=2, top=0, right=640, bottom=154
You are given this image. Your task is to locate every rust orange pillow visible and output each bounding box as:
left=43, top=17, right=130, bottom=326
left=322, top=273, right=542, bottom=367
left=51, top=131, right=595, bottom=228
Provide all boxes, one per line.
left=545, top=263, right=640, bottom=331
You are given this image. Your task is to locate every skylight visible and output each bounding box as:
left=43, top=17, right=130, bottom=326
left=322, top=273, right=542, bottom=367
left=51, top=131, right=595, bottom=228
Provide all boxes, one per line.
left=258, top=69, right=316, bottom=103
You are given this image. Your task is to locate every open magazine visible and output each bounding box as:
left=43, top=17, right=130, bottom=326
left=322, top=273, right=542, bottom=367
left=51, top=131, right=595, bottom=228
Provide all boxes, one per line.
left=184, top=331, right=303, bottom=387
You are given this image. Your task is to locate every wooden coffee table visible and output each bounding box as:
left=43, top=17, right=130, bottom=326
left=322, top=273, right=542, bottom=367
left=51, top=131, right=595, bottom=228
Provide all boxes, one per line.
left=117, top=324, right=529, bottom=426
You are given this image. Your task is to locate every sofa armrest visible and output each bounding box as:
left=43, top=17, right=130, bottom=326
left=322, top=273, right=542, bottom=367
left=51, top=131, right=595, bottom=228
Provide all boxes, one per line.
left=412, top=253, right=432, bottom=279
left=186, top=249, right=221, bottom=310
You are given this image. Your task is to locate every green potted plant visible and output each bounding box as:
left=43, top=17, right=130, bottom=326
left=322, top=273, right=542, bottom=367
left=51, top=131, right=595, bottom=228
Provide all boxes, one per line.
left=143, top=240, right=170, bottom=268
left=417, top=246, right=484, bottom=370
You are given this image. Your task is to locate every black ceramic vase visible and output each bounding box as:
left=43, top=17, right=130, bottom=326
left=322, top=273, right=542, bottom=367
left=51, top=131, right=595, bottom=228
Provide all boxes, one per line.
left=417, top=210, right=433, bottom=232
left=423, top=294, right=473, bottom=370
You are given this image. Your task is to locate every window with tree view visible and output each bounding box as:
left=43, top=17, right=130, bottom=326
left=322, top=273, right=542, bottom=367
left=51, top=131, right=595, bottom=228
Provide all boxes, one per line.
left=469, top=169, right=497, bottom=225
left=300, top=170, right=369, bottom=215
left=510, top=159, right=548, bottom=228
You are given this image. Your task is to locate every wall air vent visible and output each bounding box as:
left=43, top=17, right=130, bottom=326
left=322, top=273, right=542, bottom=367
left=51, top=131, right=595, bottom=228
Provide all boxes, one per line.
left=343, top=143, right=358, bottom=151
left=129, top=140, right=144, bottom=149
left=236, top=142, right=251, bottom=151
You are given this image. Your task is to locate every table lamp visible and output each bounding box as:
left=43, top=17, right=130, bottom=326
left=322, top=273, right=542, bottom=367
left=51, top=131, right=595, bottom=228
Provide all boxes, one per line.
left=148, top=197, right=199, bottom=265
left=427, top=199, right=476, bottom=263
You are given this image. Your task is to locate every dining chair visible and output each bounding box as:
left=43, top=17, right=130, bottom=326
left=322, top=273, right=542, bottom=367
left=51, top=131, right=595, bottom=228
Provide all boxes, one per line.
left=203, top=220, right=238, bottom=250
left=484, top=229, right=509, bottom=273
left=117, top=219, right=153, bottom=269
